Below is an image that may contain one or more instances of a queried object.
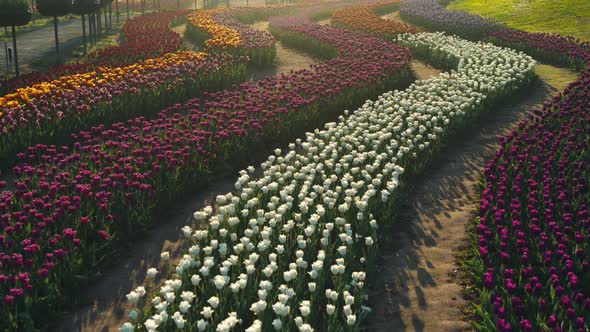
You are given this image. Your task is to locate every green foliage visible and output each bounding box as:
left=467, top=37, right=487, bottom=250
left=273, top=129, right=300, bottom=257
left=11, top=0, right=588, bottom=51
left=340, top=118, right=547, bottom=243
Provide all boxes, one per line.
left=72, top=0, right=100, bottom=15
left=35, top=0, right=72, bottom=18
left=0, top=0, right=32, bottom=27
left=372, top=2, right=400, bottom=16
left=448, top=0, right=590, bottom=41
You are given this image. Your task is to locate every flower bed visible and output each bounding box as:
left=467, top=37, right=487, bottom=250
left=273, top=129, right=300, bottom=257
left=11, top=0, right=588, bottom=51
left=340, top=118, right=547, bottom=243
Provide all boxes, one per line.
left=467, top=12, right=590, bottom=332
left=118, top=32, right=534, bottom=331
left=3, top=10, right=190, bottom=93
left=186, top=8, right=277, bottom=66
left=0, top=51, right=246, bottom=168
left=489, top=29, right=590, bottom=71
left=399, top=0, right=501, bottom=40
left=0, top=8, right=415, bottom=330
left=473, top=69, right=590, bottom=331
left=0, top=7, right=298, bottom=168
left=332, top=0, right=422, bottom=37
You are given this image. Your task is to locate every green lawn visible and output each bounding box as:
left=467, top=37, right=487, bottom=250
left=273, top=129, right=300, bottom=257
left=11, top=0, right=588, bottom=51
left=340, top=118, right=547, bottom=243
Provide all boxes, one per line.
left=448, top=0, right=590, bottom=41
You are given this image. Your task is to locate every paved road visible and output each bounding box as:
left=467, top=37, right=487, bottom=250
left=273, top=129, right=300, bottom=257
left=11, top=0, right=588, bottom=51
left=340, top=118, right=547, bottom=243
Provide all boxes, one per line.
left=0, top=18, right=85, bottom=75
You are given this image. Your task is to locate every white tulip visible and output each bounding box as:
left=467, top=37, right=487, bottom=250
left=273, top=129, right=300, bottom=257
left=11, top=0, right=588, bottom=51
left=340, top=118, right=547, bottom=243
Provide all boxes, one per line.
left=119, top=322, right=134, bottom=332
left=128, top=310, right=138, bottom=321
left=201, top=306, right=213, bottom=319
left=146, top=268, right=158, bottom=279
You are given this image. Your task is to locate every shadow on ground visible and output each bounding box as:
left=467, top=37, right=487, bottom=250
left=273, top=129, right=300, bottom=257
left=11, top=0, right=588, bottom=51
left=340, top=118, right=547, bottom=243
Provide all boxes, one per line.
left=367, top=75, right=563, bottom=331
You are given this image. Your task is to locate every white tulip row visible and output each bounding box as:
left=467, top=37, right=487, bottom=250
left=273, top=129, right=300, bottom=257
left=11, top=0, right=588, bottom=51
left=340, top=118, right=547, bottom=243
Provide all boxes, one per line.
left=120, top=32, right=534, bottom=332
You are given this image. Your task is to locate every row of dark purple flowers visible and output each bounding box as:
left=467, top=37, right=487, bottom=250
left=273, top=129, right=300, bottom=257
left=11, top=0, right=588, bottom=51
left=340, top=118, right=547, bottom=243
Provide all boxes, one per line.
left=396, top=0, right=590, bottom=330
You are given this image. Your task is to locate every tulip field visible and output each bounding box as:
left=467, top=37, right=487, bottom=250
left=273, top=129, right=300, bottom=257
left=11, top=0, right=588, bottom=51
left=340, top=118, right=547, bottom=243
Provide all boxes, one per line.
left=0, top=0, right=588, bottom=331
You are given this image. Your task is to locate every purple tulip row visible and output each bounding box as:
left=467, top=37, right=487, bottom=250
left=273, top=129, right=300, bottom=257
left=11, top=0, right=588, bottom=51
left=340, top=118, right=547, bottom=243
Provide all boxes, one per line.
left=0, top=8, right=413, bottom=330
left=398, top=0, right=590, bottom=72
left=396, top=1, right=590, bottom=329
left=474, top=19, right=590, bottom=332
left=399, top=0, right=502, bottom=40
left=490, top=29, right=590, bottom=71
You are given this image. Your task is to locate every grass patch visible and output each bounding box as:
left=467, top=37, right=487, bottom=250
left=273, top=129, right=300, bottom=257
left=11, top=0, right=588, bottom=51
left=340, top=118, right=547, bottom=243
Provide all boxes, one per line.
left=448, top=0, right=590, bottom=41
left=533, top=63, right=579, bottom=91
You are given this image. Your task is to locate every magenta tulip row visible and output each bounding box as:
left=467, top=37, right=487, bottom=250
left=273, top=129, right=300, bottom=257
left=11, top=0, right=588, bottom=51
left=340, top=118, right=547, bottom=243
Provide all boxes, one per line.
left=474, top=18, right=590, bottom=332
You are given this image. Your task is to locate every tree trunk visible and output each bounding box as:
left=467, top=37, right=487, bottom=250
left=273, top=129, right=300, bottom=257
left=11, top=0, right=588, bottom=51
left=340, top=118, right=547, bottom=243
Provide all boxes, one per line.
left=97, top=9, right=102, bottom=37
left=116, top=0, right=120, bottom=23
left=92, top=14, right=97, bottom=45
left=141, top=0, right=145, bottom=15
left=104, top=5, right=108, bottom=31
left=11, top=26, right=19, bottom=77
left=82, top=14, right=87, bottom=55
left=177, top=0, right=180, bottom=9
left=30, top=0, right=36, bottom=24
left=53, top=16, right=60, bottom=56
left=226, top=0, right=229, bottom=8
left=126, top=0, right=130, bottom=20
left=88, top=14, right=93, bottom=45
left=108, top=3, right=113, bottom=29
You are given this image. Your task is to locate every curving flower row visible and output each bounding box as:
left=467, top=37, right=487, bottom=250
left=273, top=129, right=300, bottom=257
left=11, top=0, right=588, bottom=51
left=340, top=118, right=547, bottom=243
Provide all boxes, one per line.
left=118, top=32, right=535, bottom=332
left=0, top=50, right=247, bottom=167
left=186, top=8, right=277, bottom=67
left=489, top=29, right=590, bottom=71
left=89, top=10, right=190, bottom=63
left=0, top=7, right=291, bottom=167
left=209, top=9, right=278, bottom=66
left=0, top=8, right=414, bottom=330
left=187, top=10, right=243, bottom=49
left=3, top=10, right=190, bottom=94
left=474, top=71, right=590, bottom=332
left=399, top=0, right=502, bottom=40
left=469, top=9, right=590, bottom=332
left=332, top=0, right=422, bottom=36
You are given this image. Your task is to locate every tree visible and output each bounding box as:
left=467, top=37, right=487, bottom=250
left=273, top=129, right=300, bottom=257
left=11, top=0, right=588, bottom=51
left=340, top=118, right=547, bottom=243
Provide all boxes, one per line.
left=72, top=0, right=98, bottom=55
left=36, top=0, right=71, bottom=56
left=0, top=0, right=32, bottom=76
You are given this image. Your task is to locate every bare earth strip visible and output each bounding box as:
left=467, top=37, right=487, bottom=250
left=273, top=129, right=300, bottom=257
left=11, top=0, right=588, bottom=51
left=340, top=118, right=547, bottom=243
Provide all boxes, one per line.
left=247, top=21, right=321, bottom=81
left=367, top=65, right=577, bottom=331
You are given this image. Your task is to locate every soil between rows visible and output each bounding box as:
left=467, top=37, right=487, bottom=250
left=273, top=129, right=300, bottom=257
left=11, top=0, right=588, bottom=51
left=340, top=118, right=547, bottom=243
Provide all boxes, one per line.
left=50, top=11, right=581, bottom=332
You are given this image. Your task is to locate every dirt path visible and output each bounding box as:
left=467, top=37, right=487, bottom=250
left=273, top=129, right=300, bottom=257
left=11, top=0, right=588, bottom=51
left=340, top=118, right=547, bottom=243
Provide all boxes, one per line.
left=367, top=64, right=577, bottom=331
left=54, top=179, right=236, bottom=332
left=171, top=23, right=187, bottom=37
left=247, top=21, right=321, bottom=81
left=381, top=11, right=404, bottom=23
